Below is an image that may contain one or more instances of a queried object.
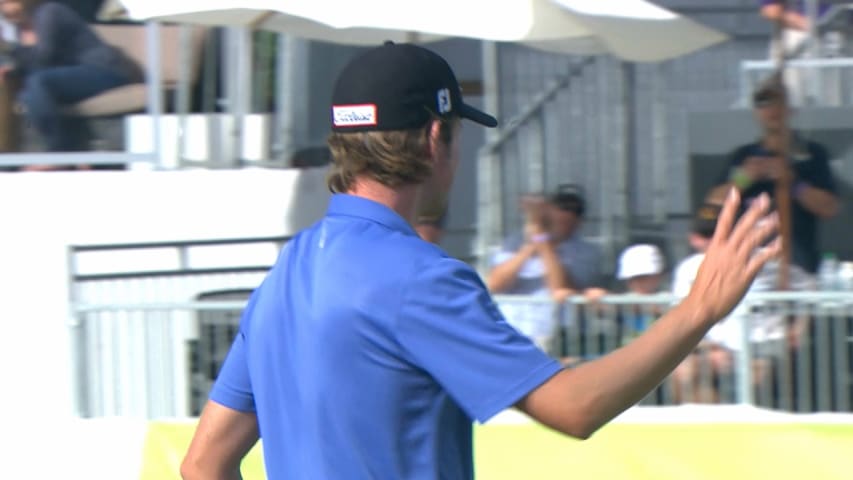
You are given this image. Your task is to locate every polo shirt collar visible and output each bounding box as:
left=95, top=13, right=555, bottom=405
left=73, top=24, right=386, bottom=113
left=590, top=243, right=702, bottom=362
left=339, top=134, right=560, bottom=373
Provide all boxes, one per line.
left=327, top=194, right=418, bottom=236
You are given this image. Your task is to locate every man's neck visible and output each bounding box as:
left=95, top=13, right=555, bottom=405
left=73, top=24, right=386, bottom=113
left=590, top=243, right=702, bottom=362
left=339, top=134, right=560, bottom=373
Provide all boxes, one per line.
left=347, top=177, right=419, bottom=223
left=761, top=131, right=790, bottom=152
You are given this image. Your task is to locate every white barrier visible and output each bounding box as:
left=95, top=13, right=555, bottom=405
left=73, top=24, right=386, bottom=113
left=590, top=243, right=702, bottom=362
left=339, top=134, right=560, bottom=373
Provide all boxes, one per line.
left=67, top=288, right=853, bottom=418
left=0, top=168, right=330, bottom=419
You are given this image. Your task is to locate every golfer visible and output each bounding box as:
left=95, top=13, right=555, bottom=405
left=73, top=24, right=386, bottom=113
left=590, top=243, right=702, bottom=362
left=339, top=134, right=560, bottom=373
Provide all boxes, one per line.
left=181, top=42, right=780, bottom=480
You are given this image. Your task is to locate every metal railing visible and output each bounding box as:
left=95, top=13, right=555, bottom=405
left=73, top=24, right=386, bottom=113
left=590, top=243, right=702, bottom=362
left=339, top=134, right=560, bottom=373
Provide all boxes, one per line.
left=739, top=2, right=853, bottom=107
left=739, top=56, right=853, bottom=107
left=497, top=292, right=853, bottom=411
left=68, top=290, right=853, bottom=418
left=67, top=236, right=288, bottom=418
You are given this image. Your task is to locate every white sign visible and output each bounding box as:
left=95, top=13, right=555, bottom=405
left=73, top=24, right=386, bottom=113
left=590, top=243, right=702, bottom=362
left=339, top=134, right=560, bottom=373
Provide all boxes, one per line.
left=333, top=104, right=377, bottom=127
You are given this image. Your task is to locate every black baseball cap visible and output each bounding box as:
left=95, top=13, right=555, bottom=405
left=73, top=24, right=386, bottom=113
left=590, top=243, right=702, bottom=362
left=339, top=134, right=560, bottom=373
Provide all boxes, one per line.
left=549, top=184, right=585, bottom=216
left=692, top=202, right=721, bottom=238
left=752, top=78, right=787, bottom=107
left=331, top=42, right=498, bottom=132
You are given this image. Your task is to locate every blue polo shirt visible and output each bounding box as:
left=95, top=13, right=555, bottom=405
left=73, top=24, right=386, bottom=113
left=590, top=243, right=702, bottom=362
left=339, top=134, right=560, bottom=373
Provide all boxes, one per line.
left=210, top=194, right=562, bottom=480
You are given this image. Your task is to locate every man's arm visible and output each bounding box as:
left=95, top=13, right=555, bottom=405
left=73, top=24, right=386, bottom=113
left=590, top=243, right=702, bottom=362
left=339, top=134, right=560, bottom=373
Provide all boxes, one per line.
left=181, top=401, right=259, bottom=480
left=488, top=195, right=557, bottom=293
left=760, top=3, right=809, bottom=31
left=486, top=243, right=537, bottom=292
left=792, top=144, right=840, bottom=219
left=516, top=190, right=779, bottom=439
left=794, top=182, right=839, bottom=218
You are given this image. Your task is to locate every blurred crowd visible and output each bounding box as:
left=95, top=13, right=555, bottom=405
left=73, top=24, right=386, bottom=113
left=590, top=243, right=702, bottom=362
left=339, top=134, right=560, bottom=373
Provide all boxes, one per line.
left=475, top=77, right=843, bottom=409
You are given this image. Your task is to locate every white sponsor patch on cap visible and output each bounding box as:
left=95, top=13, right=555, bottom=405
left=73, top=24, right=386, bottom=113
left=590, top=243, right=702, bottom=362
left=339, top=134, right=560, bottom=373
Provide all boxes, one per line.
left=333, top=104, right=377, bottom=127
left=437, top=88, right=451, bottom=114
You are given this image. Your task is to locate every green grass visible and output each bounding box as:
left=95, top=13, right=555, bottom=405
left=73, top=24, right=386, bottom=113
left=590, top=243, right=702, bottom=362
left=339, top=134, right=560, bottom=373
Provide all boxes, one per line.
left=142, top=421, right=853, bottom=479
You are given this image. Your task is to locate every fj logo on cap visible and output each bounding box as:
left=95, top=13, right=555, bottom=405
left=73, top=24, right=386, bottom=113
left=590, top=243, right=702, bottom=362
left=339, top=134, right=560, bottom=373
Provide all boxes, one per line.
left=437, top=88, right=451, bottom=114
left=333, top=104, right=378, bottom=127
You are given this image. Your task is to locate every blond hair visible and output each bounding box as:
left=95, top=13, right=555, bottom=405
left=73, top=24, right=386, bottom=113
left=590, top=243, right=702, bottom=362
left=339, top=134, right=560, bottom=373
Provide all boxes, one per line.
left=326, top=117, right=457, bottom=193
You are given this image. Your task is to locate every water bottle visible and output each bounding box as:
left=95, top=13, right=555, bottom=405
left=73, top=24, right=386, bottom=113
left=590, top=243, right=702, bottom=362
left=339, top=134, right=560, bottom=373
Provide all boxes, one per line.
left=818, top=252, right=839, bottom=291
left=837, top=262, right=853, bottom=291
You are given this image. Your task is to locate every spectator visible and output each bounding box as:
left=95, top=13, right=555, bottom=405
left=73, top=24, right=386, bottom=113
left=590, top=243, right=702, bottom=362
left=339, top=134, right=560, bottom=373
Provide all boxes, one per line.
left=615, top=243, right=667, bottom=344
left=487, top=184, right=603, bottom=298
left=0, top=0, right=143, bottom=156
left=740, top=244, right=816, bottom=409
left=706, top=81, right=839, bottom=276
left=617, top=244, right=665, bottom=295
left=672, top=201, right=815, bottom=406
left=759, top=1, right=850, bottom=105
left=670, top=203, right=737, bottom=404
left=486, top=184, right=603, bottom=355
left=57, top=0, right=104, bottom=21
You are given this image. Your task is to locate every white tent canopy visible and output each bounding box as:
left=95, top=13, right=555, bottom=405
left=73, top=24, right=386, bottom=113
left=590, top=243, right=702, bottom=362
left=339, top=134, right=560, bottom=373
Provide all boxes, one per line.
left=116, top=0, right=729, bottom=273
left=120, top=0, right=727, bottom=62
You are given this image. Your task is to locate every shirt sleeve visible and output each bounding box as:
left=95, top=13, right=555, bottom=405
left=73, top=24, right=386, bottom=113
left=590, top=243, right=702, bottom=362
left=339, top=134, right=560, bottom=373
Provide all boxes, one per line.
left=209, top=298, right=256, bottom=413
left=396, top=258, right=563, bottom=423
left=802, top=142, right=837, bottom=193
left=491, top=249, right=515, bottom=267
left=672, top=257, right=698, bottom=298
left=209, top=331, right=255, bottom=412
left=490, top=234, right=522, bottom=267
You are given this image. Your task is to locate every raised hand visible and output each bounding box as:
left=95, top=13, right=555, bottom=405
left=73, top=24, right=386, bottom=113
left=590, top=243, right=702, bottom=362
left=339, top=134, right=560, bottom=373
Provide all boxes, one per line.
left=521, top=194, right=548, bottom=239
left=686, top=188, right=780, bottom=323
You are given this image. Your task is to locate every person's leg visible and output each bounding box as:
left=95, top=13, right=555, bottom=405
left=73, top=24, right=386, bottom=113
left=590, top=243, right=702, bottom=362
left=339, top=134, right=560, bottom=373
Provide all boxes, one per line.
left=19, top=66, right=130, bottom=151
left=19, top=70, right=63, bottom=151
left=35, top=65, right=130, bottom=104
left=708, top=346, right=734, bottom=403
left=670, top=354, right=698, bottom=404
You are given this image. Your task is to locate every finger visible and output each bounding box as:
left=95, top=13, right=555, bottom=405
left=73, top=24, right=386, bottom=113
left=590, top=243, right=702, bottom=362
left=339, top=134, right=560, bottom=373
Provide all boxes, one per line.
left=729, top=193, right=772, bottom=248
left=711, top=187, right=740, bottom=248
left=739, top=211, right=779, bottom=259
left=745, top=235, right=782, bottom=279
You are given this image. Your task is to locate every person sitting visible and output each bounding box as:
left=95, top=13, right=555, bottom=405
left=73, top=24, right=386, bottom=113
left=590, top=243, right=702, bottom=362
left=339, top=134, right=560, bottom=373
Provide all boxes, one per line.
left=670, top=203, right=737, bottom=404
left=487, top=184, right=604, bottom=298
left=614, top=243, right=667, bottom=344
left=486, top=184, right=604, bottom=357
left=0, top=0, right=142, bottom=158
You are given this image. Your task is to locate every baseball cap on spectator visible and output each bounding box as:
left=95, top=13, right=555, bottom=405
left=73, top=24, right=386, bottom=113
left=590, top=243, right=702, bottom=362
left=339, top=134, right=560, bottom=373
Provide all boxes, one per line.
left=617, top=244, right=665, bottom=280
left=331, top=42, right=498, bottom=133
left=549, top=184, right=585, bottom=216
left=692, top=202, right=722, bottom=239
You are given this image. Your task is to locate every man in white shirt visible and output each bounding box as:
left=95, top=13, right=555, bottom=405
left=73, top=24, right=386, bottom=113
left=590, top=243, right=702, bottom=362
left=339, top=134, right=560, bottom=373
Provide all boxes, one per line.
left=671, top=203, right=738, bottom=403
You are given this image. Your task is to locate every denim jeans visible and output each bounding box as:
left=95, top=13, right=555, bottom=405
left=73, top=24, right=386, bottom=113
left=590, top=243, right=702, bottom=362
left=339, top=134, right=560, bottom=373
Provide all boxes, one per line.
left=19, top=65, right=131, bottom=151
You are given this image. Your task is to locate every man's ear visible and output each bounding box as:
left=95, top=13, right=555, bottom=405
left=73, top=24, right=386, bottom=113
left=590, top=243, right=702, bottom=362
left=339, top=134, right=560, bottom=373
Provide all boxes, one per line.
left=426, top=119, right=444, bottom=161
